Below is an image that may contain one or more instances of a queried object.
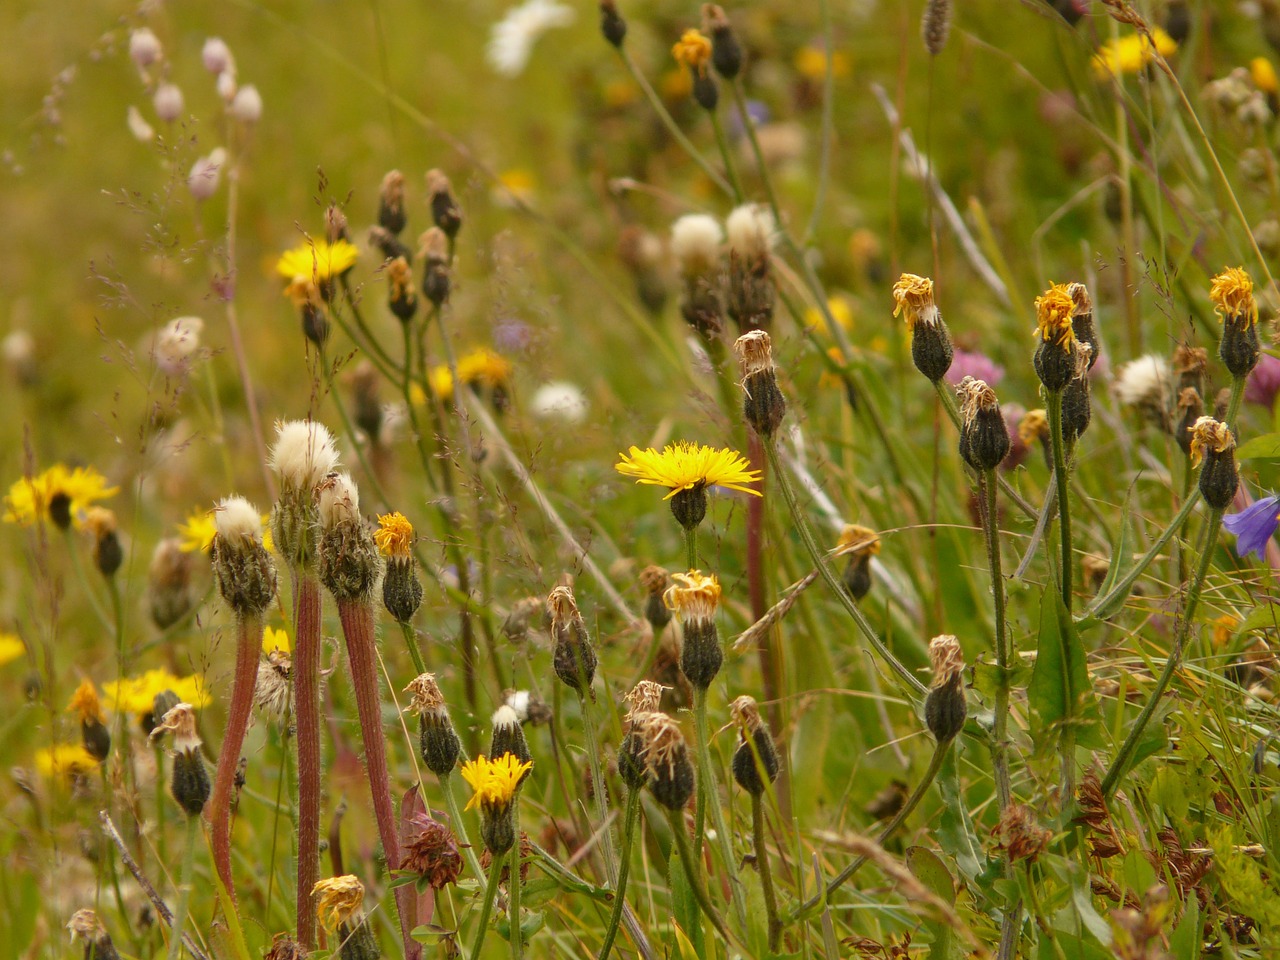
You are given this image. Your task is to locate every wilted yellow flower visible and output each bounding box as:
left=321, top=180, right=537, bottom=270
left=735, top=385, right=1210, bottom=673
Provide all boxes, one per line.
left=102, top=668, right=211, bottom=714
left=672, top=29, right=713, bottom=76
left=312, top=875, right=365, bottom=930
left=1209, top=266, right=1258, bottom=325
left=1034, top=283, right=1076, bottom=350
left=262, top=626, right=290, bottom=655
left=1091, top=27, right=1177, bottom=80
left=0, top=633, right=25, bottom=668
left=1188, top=416, right=1234, bottom=468
left=35, top=743, right=100, bottom=781
left=663, top=570, right=721, bottom=622
left=67, top=679, right=105, bottom=723
left=615, top=441, right=763, bottom=499
left=3, top=464, right=118, bottom=528
left=461, top=752, right=532, bottom=812
left=891, top=274, right=938, bottom=330
left=275, top=239, right=359, bottom=283
left=374, top=512, right=414, bottom=559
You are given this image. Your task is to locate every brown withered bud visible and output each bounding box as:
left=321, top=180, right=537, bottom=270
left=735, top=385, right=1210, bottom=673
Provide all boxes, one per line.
left=703, top=4, right=742, bottom=79
left=639, top=565, right=673, bottom=632
left=1061, top=345, right=1093, bottom=445
left=1018, top=409, right=1052, bottom=469
left=923, top=635, right=966, bottom=743
left=1172, top=344, right=1208, bottom=397
left=148, top=537, right=195, bottom=630
left=730, top=695, right=780, bottom=796
left=151, top=703, right=210, bottom=817
left=548, top=585, right=598, bottom=694
left=502, top=596, right=544, bottom=645
left=385, top=255, right=418, bottom=324
left=1189, top=416, right=1238, bottom=510
left=1174, top=386, right=1203, bottom=457
left=378, top=170, right=407, bottom=236
left=67, top=909, right=122, bottom=960
left=419, top=227, right=451, bottom=308
left=349, top=360, right=384, bottom=444
left=1067, top=283, right=1099, bottom=370
left=401, top=810, right=463, bottom=889
left=637, top=712, right=695, bottom=810
left=406, top=673, right=463, bottom=778
left=835, top=524, right=880, bottom=602
left=993, top=803, right=1052, bottom=863
left=263, top=933, right=306, bottom=960
left=735, top=330, right=786, bottom=437
left=599, top=0, right=627, bottom=47
left=956, top=377, right=1011, bottom=471
left=1081, top=555, right=1110, bottom=594
left=426, top=169, right=462, bottom=240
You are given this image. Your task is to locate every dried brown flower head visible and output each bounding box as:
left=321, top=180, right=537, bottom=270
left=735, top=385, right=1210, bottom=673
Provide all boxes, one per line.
left=993, top=804, right=1052, bottom=863
left=401, top=811, right=463, bottom=890
left=312, top=875, right=364, bottom=930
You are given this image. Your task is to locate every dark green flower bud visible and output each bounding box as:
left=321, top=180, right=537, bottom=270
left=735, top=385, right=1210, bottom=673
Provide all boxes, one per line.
left=639, top=566, right=673, bottom=633
left=490, top=706, right=533, bottom=785
left=836, top=525, right=880, bottom=602
left=638, top=714, right=695, bottom=811
left=1211, top=267, right=1261, bottom=379
left=419, top=227, right=451, bottom=308
left=378, top=170, right=407, bottom=236
left=618, top=730, right=649, bottom=789
left=924, top=636, right=966, bottom=743
left=1067, top=283, right=1099, bottom=371
left=669, top=484, right=708, bottom=531
left=1190, top=417, right=1239, bottom=510
left=338, top=919, right=381, bottom=960
left=383, top=559, right=423, bottom=624
left=82, top=718, right=111, bottom=763
left=667, top=571, right=723, bottom=690
left=704, top=4, right=742, bottom=80
left=600, top=0, right=627, bottom=47
left=730, top=696, right=779, bottom=796
left=957, top=377, right=1011, bottom=472
left=692, top=71, right=719, bottom=111
left=1174, top=387, right=1203, bottom=457
left=1061, top=369, right=1092, bottom=445
left=1033, top=284, right=1077, bottom=393
left=893, top=274, right=954, bottom=383
left=144, top=689, right=181, bottom=736
left=151, top=703, right=210, bottom=816
left=426, top=169, right=462, bottom=240
left=548, top=586, right=598, bottom=694
left=735, top=331, right=786, bottom=437
left=407, top=674, right=463, bottom=778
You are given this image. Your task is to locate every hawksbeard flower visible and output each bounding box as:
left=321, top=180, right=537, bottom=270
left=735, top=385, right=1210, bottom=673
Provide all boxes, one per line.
left=102, top=668, right=211, bottom=715
left=672, top=28, right=713, bottom=76
left=262, top=626, right=290, bottom=655
left=1034, top=283, right=1076, bottom=351
left=461, top=753, right=532, bottom=812
left=3, top=464, right=118, bottom=529
left=1091, top=27, right=1177, bottom=80
left=615, top=441, right=762, bottom=500
left=0, top=632, right=26, bottom=668
left=1224, top=494, right=1280, bottom=560
left=35, top=743, right=100, bottom=782
left=312, top=875, right=365, bottom=930
left=276, top=239, right=359, bottom=285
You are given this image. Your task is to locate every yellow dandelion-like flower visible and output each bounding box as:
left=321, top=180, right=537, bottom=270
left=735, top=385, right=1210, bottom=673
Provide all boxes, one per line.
left=1252, top=57, right=1279, bottom=96
left=835, top=524, right=881, bottom=558
left=615, top=441, right=763, bottom=499
left=1034, top=283, right=1076, bottom=350
left=0, top=632, right=25, bottom=668
left=663, top=570, right=721, bottom=622
left=262, top=626, right=291, bottom=656
left=805, top=296, right=854, bottom=337
left=312, top=875, right=365, bottom=931
left=1209, top=266, right=1258, bottom=326
left=374, top=512, right=414, bottom=559
left=457, top=348, right=513, bottom=388
left=493, top=169, right=536, bottom=208
left=35, top=743, right=100, bottom=782
left=179, top=509, right=272, bottom=553
left=1091, top=27, right=1177, bottom=80
left=3, top=464, right=118, bottom=528
left=672, top=29, right=713, bottom=75
left=428, top=364, right=455, bottom=400
left=275, top=239, right=359, bottom=284
left=67, top=678, right=105, bottom=724
left=891, top=273, right=938, bottom=330
left=102, top=668, right=211, bottom=715
left=794, top=45, right=851, bottom=81
left=460, top=753, right=532, bottom=812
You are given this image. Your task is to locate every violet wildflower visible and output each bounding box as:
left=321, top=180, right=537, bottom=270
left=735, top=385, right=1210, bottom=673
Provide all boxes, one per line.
left=1223, top=494, right=1280, bottom=559
left=944, top=349, right=1005, bottom=387
left=1245, top=352, right=1280, bottom=408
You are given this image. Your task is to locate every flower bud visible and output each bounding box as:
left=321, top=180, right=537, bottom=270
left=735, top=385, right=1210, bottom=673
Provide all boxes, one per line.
left=129, top=29, right=162, bottom=69
left=956, top=377, right=1011, bottom=471
left=1174, top=386, right=1203, bottom=457
left=692, top=71, right=719, bottom=110
left=269, top=420, right=340, bottom=573
left=406, top=674, right=463, bottom=777
left=923, top=635, right=966, bottom=743
left=734, top=330, right=786, bottom=437
left=83, top=508, right=123, bottom=579
left=69, top=680, right=111, bottom=762
left=548, top=585, right=598, bottom=694
left=671, top=214, right=724, bottom=338
left=836, top=524, right=880, bottom=601
left=1190, top=416, right=1239, bottom=510
left=1061, top=348, right=1093, bottom=444
left=378, top=169, right=408, bottom=235
left=1211, top=267, right=1261, bottom=379
left=1067, top=283, right=1099, bottom=370
left=151, top=703, right=209, bottom=816
left=211, top=497, right=277, bottom=617
left=892, top=274, right=953, bottom=383
left=637, top=713, right=694, bottom=810
left=703, top=4, right=742, bottom=79
left=317, top=474, right=383, bottom=603
left=730, top=696, right=779, bottom=796
left=600, top=0, right=627, bottom=47
left=419, top=227, right=451, bottom=308
left=426, top=169, right=462, bottom=240
left=152, top=83, right=184, bottom=123
left=375, top=512, right=422, bottom=622
left=665, top=571, right=723, bottom=689
left=230, top=84, right=262, bottom=124
left=490, top=705, right=534, bottom=782
left=202, top=37, right=233, bottom=74
left=639, top=565, right=672, bottom=633
left=67, top=909, right=122, bottom=960
left=1033, top=283, right=1078, bottom=392
left=670, top=485, right=708, bottom=531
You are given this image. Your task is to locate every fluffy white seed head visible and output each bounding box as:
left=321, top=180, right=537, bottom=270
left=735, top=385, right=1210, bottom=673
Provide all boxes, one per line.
left=531, top=381, right=588, bottom=423
left=670, top=214, right=723, bottom=277
left=1112, top=354, right=1172, bottom=410
left=316, top=472, right=360, bottom=530
left=504, top=690, right=532, bottom=723
left=725, top=203, right=777, bottom=261
left=269, top=420, right=340, bottom=493
left=215, top=496, right=264, bottom=542
left=129, top=28, right=162, bottom=68
left=491, top=703, right=521, bottom=729
left=187, top=148, right=226, bottom=202
left=202, top=37, right=233, bottom=74
left=155, top=315, right=203, bottom=376
left=152, top=83, right=184, bottom=122
left=215, top=69, right=237, bottom=102
left=230, top=84, right=262, bottom=123
left=126, top=105, right=155, bottom=142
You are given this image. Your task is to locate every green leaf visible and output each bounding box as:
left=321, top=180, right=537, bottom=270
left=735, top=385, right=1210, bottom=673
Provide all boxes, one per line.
left=1169, top=897, right=1200, bottom=960
left=669, top=846, right=704, bottom=957
left=1236, top=431, right=1280, bottom=459
left=934, top=744, right=985, bottom=884
left=519, top=910, right=546, bottom=939
left=1028, top=592, right=1101, bottom=749
left=908, top=846, right=961, bottom=960
left=1085, top=497, right=1134, bottom=621
left=519, top=877, right=563, bottom=908
left=739, top=857, right=770, bottom=958
left=1229, top=600, right=1280, bottom=641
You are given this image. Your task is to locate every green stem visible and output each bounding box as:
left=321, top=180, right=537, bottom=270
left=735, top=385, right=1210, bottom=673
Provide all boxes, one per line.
left=469, top=849, right=505, bottom=960
left=578, top=691, right=620, bottom=883
left=979, top=470, right=1013, bottom=811
left=166, top=814, right=200, bottom=960
left=764, top=441, right=926, bottom=699
left=510, top=802, right=523, bottom=960
left=598, top=789, right=641, bottom=960
left=1100, top=505, right=1223, bottom=797
left=666, top=808, right=732, bottom=944
left=399, top=619, right=427, bottom=675
left=684, top=524, right=698, bottom=571
left=1085, top=490, right=1202, bottom=619
left=692, top=687, right=747, bottom=927
left=792, top=738, right=950, bottom=919
left=442, top=773, right=487, bottom=887
left=708, top=107, right=745, bottom=201
left=1046, top=390, right=1074, bottom=612
left=752, top=795, right=782, bottom=953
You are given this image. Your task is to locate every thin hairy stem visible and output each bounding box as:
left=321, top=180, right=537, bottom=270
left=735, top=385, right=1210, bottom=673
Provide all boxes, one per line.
left=666, top=808, right=733, bottom=944
left=598, top=788, right=641, bottom=960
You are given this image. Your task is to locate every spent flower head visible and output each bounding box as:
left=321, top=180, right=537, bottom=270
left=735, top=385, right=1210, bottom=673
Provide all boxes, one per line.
left=312, top=875, right=365, bottom=930
left=1188, top=416, right=1234, bottom=467
left=1209, top=266, right=1259, bottom=325
left=891, top=273, right=939, bottom=329
left=664, top=570, right=721, bottom=623
left=1034, top=283, right=1076, bottom=350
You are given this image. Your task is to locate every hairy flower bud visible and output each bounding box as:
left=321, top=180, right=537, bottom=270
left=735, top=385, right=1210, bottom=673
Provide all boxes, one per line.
left=665, top=571, right=723, bottom=689
left=730, top=696, right=779, bottom=795
left=1190, top=416, right=1239, bottom=509
left=1211, top=267, right=1261, bottom=379
left=735, top=330, right=786, bottom=437
left=923, top=635, right=966, bottom=743
left=548, top=585, right=598, bottom=694
left=893, top=274, right=953, bottom=382
left=836, top=524, right=880, bottom=601
left=957, top=377, right=1011, bottom=471
left=211, top=497, right=277, bottom=617
left=426, top=169, right=462, bottom=240
left=637, top=713, right=694, bottom=810
left=599, top=0, right=627, bottom=47
left=407, top=674, right=463, bottom=778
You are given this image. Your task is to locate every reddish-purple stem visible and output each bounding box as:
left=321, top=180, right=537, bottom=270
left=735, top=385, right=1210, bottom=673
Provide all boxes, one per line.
left=209, top=613, right=263, bottom=905
left=337, top=598, right=420, bottom=959
left=295, top=577, right=323, bottom=951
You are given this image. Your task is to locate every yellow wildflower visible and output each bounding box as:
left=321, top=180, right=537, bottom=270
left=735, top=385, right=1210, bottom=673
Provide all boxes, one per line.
left=672, top=29, right=713, bottom=76
left=35, top=744, right=100, bottom=782
left=1034, top=283, right=1076, bottom=350
left=374, top=512, right=414, bottom=559
left=275, top=239, right=359, bottom=283
left=3, top=464, right=118, bottom=529
left=1213, top=614, right=1239, bottom=649
left=1091, top=27, right=1177, bottom=80
left=461, top=753, right=532, bottom=812
left=663, top=570, right=721, bottom=622
left=805, top=296, right=854, bottom=337
left=262, top=626, right=291, bottom=656
left=102, top=668, right=211, bottom=715
left=493, top=169, right=536, bottom=208
left=457, top=349, right=513, bottom=388
left=427, top=365, right=454, bottom=399
left=67, top=679, right=105, bottom=724
left=835, top=524, right=881, bottom=558
left=1252, top=57, right=1279, bottom=95
left=1209, top=266, right=1258, bottom=325
left=312, top=875, right=365, bottom=930
left=0, top=632, right=25, bottom=668
left=794, top=45, right=851, bottom=81
left=615, top=441, right=763, bottom=499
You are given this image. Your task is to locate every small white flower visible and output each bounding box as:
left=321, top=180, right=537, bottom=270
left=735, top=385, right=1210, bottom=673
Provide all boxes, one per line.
left=487, top=0, right=575, bottom=77
left=187, top=148, right=227, bottom=201
left=202, top=37, right=233, bottom=75
left=531, top=381, right=589, bottom=423
left=316, top=472, right=360, bottom=530
left=154, top=315, right=204, bottom=376
left=126, top=105, right=154, bottom=142
left=671, top=214, right=723, bottom=277
left=216, top=69, right=238, bottom=102
left=1112, top=354, right=1172, bottom=411
left=215, top=496, right=265, bottom=543
left=725, top=203, right=777, bottom=261
left=270, top=420, right=340, bottom=493
left=152, top=83, right=184, bottom=122
left=129, top=28, right=162, bottom=69
left=230, top=84, right=262, bottom=123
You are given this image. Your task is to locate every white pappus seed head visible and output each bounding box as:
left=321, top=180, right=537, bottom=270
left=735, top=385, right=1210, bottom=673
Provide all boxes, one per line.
left=505, top=690, right=532, bottom=722
left=670, top=213, right=723, bottom=277
left=215, top=496, right=264, bottom=542
left=230, top=84, right=262, bottom=123
left=152, top=83, right=184, bottom=122
left=187, top=148, right=226, bottom=201
left=154, top=315, right=204, bottom=376
left=316, top=472, right=360, bottom=530
left=725, top=203, right=777, bottom=261
left=129, top=28, right=162, bottom=69
left=491, top=703, right=521, bottom=729
left=269, top=420, right=340, bottom=493
left=202, top=37, right=233, bottom=75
